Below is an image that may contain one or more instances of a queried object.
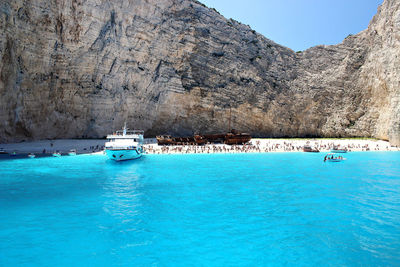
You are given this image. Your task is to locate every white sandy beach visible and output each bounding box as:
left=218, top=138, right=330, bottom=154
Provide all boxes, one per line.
left=144, top=138, right=399, bottom=154
left=0, top=138, right=398, bottom=156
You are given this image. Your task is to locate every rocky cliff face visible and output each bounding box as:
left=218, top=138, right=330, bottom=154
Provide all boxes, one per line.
left=0, top=0, right=399, bottom=145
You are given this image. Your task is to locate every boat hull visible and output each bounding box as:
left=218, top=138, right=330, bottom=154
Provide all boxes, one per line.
left=224, top=134, right=251, bottom=145
left=326, top=159, right=343, bottom=162
left=330, top=149, right=347, bottom=153
left=303, top=149, right=320, bottom=152
left=105, top=149, right=142, bottom=161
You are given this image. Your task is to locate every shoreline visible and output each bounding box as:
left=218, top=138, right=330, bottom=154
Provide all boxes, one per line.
left=0, top=138, right=398, bottom=159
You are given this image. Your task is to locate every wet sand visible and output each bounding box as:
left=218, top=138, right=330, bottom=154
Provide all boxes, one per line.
left=0, top=139, right=106, bottom=155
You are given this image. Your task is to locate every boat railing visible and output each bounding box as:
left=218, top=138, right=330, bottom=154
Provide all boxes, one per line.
left=110, top=130, right=144, bottom=136
left=105, top=145, right=139, bottom=150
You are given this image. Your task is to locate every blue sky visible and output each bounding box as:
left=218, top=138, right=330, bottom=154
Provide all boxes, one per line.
left=199, top=0, right=383, bottom=51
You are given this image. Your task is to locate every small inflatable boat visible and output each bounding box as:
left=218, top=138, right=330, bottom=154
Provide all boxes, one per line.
left=324, top=153, right=346, bottom=162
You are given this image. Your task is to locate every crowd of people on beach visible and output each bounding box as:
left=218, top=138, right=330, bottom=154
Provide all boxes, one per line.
left=143, top=139, right=395, bottom=155
left=39, top=141, right=387, bottom=155
left=144, top=144, right=262, bottom=154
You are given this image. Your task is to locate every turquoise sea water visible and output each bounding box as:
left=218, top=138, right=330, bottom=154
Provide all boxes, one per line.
left=0, top=152, right=399, bottom=266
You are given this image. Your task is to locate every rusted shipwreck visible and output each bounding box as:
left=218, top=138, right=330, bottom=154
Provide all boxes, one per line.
left=156, top=130, right=251, bottom=146
left=156, top=135, right=196, bottom=146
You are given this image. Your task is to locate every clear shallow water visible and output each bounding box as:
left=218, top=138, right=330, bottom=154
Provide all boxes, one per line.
left=0, top=152, right=399, bottom=266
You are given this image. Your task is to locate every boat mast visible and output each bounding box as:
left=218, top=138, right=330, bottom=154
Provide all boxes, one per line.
left=228, top=106, right=232, bottom=132
left=123, top=121, right=127, bottom=136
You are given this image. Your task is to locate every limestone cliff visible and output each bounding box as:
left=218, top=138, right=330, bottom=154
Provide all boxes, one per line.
left=0, top=0, right=399, bottom=145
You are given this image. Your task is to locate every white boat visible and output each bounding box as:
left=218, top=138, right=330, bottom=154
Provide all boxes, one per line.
left=52, top=152, right=61, bottom=157
left=68, top=149, right=77, bottom=156
left=105, top=125, right=144, bottom=161
left=28, top=153, right=36, bottom=158
left=330, top=146, right=348, bottom=153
